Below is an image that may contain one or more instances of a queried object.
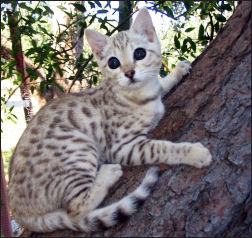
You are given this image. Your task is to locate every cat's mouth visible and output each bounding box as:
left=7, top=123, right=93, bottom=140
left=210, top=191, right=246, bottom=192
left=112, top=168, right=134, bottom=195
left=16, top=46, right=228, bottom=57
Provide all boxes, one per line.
left=129, top=77, right=140, bottom=85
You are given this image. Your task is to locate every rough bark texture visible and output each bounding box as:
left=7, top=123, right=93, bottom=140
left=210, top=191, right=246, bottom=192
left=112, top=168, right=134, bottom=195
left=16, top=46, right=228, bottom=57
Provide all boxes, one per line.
left=25, top=2, right=251, bottom=237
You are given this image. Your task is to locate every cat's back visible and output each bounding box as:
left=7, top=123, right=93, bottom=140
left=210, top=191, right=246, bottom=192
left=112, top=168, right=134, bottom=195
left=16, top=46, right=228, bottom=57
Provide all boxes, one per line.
left=8, top=87, right=103, bottom=188
left=8, top=86, right=107, bottom=219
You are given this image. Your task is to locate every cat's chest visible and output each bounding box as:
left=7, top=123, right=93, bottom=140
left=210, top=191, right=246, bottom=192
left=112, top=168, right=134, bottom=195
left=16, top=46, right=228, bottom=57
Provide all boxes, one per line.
left=115, top=97, right=164, bottom=129
left=141, top=97, right=165, bottom=127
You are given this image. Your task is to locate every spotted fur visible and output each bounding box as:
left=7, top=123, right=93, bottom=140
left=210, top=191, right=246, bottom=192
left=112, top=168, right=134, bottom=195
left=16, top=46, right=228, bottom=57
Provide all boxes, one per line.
left=8, top=8, right=212, bottom=233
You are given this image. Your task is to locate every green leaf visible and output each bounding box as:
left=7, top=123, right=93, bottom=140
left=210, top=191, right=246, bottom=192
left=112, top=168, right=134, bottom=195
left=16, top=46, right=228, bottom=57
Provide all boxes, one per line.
left=2, top=60, right=17, bottom=70
left=9, top=105, right=14, bottom=112
left=63, top=10, right=73, bottom=19
left=89, top=15, right=96, bottom=25
left=189, top=40, right=196, bottom=52
left=54, top=64, right=63, bottom=77
left=95, top=1, right=102, bottom=8
left=11, top=114, right=18, bottom=120
left=97, top=9, right=108, bottom=14
left=185, top=27, right=195, bottom=32
left=181, top=44, right=187, bottom=53
left=25, top=47, right=38, bottom=57
left=201, top=40, right=208, bottom=46
left=163, top=6, right=174, bottom=19
left=30, top=86, right=35, bottom=94
left=40, top=81, right=46, bottom=94
left=174, top=35, right=180, bottom=49
left=19, top=2, right=33, bottom=11
left=181, top=39, right=188, bottom=53
left=93, top=76, right=98, bottom=85
left=88, top=1, right=96, bottom=9
left=219, top=4, right=232, bottom=11
left=54, top=82, right=64, bottom=92
left=100, top=22, right=108, bottom=32
left=183, top=1, right=193, bottom=11
left=27, top=15, right=36, bottom=24
left=79, top=26, right=85, bottom=38
left=9, top=115, right=17, bottom=124
left=69, top=76, right=75, bottom=80
left=44, top=6, right=54, bottom=15
left=190, top=52, right=197, bottom=58
left=214, top=22, right=219, bottom=33
left=178, top=56, right=187, bottom=61
left=78, top=21, right=87, bottom=28
left=72, top=3, right=86, bottom=12
left=198, top=24, right=204, bottom=40
left=38, top=25, right=50, bottom=35
left=31, top=39, right=37, bottom=47
left=34, top=7, right=43, bottom=15
left=57, top=5, right=66, bottom=10
left=214, top=14, right=226, bottom=22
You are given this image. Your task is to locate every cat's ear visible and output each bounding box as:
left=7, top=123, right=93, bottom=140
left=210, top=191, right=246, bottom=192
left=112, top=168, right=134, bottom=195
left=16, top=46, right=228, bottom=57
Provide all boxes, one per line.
left=130, top=7, right=156, bottom=42
left=85, top=29, right=108, bottom=60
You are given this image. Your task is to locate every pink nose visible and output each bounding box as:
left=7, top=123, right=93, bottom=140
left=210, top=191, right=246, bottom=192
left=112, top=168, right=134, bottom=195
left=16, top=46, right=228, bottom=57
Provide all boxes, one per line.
left=125, top=70, right=135, bottom=79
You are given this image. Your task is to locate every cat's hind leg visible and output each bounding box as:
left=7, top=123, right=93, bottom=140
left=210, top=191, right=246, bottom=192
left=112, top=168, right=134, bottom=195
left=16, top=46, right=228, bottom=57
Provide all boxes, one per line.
left=64, top=161, right=123, bottom=223
left=78, top=164, right=123, bottom=214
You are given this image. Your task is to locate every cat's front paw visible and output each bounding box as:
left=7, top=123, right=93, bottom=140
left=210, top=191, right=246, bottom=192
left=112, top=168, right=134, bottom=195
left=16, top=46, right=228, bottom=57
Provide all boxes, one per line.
left=175, top=60, right=191, bottom=78
left=187, top=142, right=212, bottom=168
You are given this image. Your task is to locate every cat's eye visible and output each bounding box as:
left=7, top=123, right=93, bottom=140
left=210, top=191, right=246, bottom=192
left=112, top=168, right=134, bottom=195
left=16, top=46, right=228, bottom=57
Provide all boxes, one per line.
left=134, top=48, right=146, bottom=60
left=108, top=57, right=120, bottom=69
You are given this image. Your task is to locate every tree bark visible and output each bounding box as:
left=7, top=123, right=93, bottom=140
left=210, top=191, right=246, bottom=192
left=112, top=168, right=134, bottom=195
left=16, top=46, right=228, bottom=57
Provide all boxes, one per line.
left=24, top=1, right=251, bottom=237
left=1, top=153, right=13, bottom=237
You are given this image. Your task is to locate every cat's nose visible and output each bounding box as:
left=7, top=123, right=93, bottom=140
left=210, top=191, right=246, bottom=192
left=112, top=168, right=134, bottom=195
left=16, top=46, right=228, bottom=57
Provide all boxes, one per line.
left=125, top=70, right=135, bottom=79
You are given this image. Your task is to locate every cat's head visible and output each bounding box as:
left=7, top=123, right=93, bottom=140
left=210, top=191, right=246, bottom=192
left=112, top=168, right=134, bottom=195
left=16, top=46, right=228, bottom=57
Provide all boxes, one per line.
left=85, top=8, right=162, bottom=89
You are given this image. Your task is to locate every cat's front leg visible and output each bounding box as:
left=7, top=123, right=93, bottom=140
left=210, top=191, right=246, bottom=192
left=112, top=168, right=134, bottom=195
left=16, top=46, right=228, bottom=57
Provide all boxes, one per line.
left=160, top=60, right=191, bottom=96
left=112, top=136, right=212, bottom=168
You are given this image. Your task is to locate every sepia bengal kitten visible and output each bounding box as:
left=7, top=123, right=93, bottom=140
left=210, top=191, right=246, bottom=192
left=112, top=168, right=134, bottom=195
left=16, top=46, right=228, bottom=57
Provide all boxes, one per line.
left=8, top=8, right=212, bottom=233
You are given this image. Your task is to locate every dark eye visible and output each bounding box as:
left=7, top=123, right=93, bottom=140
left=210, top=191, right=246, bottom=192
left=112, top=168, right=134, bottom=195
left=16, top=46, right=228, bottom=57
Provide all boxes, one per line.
left=134, top=48, right=146, bottom=60
left=108, top=57, right=120, bottom=69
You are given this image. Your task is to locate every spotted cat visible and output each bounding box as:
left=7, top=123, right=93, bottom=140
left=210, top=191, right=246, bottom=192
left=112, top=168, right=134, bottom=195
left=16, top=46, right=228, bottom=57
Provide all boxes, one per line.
left=8, top=8, right=212, bottom=233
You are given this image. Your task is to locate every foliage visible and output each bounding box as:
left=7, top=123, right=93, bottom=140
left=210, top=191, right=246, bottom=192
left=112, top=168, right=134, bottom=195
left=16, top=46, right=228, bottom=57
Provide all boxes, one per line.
left=1, top=1, right=236, bottom=126
left=2, top=149, right=13, bottom=181
left=145, top=1, right=236, bottom=73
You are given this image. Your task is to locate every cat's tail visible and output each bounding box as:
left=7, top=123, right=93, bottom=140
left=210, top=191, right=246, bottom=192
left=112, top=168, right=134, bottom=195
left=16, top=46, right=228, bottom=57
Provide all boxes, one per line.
left=20, top=167, right=160, bottom=233
left=81, top=166, right=161, bottom=232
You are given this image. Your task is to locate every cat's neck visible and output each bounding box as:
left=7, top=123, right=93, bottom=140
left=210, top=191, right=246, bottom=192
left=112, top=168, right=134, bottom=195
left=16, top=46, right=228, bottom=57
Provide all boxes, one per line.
left=102, top=76, right=162, bottom=107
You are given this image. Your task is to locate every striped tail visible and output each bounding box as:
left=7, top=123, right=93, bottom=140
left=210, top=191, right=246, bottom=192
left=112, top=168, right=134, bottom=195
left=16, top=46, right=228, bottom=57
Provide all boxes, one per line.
left=21, top=167, right=161, bottom=233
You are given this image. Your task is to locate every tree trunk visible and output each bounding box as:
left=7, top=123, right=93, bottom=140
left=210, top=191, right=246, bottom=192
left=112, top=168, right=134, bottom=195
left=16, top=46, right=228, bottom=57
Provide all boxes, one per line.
left=8, top=11, right=33, bottom=123
left=23, top=1, right=251, bottom=237
left=118, top=1, right=133, bottom=31
left=1, top=153, right=13, bottom=237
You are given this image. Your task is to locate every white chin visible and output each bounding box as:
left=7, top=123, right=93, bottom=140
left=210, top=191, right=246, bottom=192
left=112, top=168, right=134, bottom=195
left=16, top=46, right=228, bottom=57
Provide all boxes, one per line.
left=128, top=80, right=143, bottom=88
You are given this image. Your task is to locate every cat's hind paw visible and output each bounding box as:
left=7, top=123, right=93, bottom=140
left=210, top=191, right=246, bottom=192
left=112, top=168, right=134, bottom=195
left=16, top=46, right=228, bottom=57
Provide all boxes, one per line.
left=98, top=164, right=123, bottom=187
